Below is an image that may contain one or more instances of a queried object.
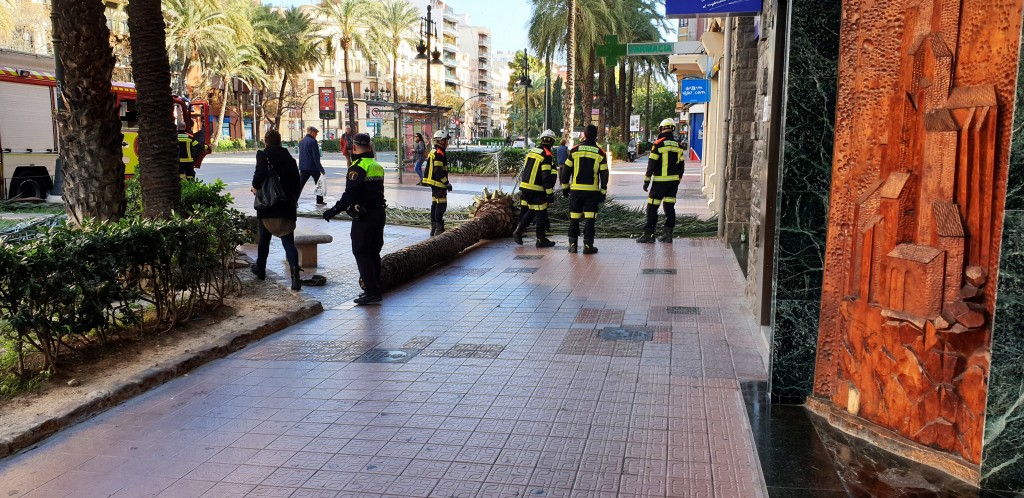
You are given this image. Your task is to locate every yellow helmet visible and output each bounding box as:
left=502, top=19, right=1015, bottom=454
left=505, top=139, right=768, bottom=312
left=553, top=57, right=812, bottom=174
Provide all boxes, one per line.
left=659, top=118, right=676, bottom=130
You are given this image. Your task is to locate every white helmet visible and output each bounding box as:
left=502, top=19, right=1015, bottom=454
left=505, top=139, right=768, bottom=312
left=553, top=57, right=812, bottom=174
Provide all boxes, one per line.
left=433, top=130, right=450, bottom=141
left=538, top=129, right=556, bottom=143
left=659, top=118, right=676, bottom=130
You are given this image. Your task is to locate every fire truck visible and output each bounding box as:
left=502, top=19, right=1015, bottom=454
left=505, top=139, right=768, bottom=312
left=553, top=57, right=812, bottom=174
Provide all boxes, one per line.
left=0, top=49, right=212, bottom=200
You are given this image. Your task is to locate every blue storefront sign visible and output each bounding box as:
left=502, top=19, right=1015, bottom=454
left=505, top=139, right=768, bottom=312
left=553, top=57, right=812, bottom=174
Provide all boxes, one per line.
left=680, top=79, right=711, bottom=104
left=665, top=0, right=762, bottom=17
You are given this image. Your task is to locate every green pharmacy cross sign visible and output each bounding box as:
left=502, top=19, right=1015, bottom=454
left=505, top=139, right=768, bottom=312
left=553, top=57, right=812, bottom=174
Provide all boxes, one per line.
left=596, top=36, right=682, bottom=65
left=596, top=35, right=627, bottom=65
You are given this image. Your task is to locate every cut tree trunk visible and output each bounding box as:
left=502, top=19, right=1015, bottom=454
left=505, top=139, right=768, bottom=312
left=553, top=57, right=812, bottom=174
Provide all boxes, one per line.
left=378, top=190, right=515, bottom=291
left=127, top=0, right=180, bottom=219
left=53, top=0, right=124, bottom=223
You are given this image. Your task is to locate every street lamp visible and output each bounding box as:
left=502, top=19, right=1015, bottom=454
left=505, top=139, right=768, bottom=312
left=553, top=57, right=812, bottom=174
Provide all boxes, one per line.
left=517, top=48, right=533, bottom=151
left=415, top=5, right=441, bottom=105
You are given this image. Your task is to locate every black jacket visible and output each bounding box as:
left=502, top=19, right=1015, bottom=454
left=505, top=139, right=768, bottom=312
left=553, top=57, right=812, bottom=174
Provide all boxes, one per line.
left=252, top=145, right=301, bottom=220
left=332, top=153, right=386, bottom=210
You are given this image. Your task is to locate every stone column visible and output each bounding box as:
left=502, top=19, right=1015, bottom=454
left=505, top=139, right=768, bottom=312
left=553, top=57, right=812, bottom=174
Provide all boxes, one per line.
left=725, top=17, right=757, bottom=244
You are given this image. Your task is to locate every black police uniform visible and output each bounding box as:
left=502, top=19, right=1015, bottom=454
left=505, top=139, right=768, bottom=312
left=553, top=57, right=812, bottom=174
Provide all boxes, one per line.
left=514, top=144, right=556, bottom=246
left=643, top=131, right=685, bottom=241
left=560, top=139, right=608, bottom=254
left=324, top=151, right=386, bottom=299
left=423, top=143, right=452, bottom=235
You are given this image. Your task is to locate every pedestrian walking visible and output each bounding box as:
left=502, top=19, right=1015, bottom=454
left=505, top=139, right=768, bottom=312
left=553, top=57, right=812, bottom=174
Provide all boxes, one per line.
left=560, top=124, right=608, bottom=255
left=298, top=126, right=326, bottom=205
left=513, top=129, right=558, bottom=248
left=638, top=118, right=686, bottom=243
left=322, top=133, right=387, bottom=305
left=250, top=129, right=303, bottom=291
left=413, top=133, right=427, bottom=185
left=554, top=138, right=569, bottom=171
left=423, top=130, right=453, bottom=236
left=341, top=127, right=354, bottom=165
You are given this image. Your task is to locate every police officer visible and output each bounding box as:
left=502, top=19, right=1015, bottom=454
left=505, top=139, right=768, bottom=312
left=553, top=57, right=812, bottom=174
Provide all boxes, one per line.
left=513, top=129, right=557, bottom=248
left=322, top=133, right=387, bottom=305
left=638, top=118, right=685, bottom=243
left=177, top=119, right=202, bottom=180
left=560, top=124, right=608, bottom=254
left=422, top=130, right=453, bottom=236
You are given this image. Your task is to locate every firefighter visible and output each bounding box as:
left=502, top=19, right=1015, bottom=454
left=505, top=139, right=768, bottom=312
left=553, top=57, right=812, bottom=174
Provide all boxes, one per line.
left=177, top=119, right=201, bottom=180
left=560, top=124, right=608, bottom=254
left=322, top=133, right=387, bottom=305
left=514, top=129, right=558, bottom=248
left=639, top=118, right=685, bottom=243
left=422, top=130, right=453, bottom=236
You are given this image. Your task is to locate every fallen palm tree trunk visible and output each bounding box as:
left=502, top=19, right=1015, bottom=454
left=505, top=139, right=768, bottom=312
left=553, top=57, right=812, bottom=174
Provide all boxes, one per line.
left=378, top=188, right=515, bottom=291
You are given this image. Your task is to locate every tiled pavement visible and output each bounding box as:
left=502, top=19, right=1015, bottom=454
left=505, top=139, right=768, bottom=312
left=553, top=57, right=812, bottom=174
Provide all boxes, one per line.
left=0, top=192, right=768, bottom=497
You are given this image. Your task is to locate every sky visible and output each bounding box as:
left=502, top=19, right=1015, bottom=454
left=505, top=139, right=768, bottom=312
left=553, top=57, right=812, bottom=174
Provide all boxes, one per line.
left=263, top=0, right=533, bottom=55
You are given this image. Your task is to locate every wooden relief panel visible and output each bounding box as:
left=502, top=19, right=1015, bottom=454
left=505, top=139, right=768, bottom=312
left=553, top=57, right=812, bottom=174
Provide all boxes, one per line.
left=815, top=0, right=1023, bottom=465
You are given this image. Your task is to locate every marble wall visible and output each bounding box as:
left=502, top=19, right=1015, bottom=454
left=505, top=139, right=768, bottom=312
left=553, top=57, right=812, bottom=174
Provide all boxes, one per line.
left=768, top=0, right=840, bottom=402
left=982, top=20, right=1024, bottom=490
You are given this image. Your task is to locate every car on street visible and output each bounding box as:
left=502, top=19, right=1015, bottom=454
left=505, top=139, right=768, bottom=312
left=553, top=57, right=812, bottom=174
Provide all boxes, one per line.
left=511, top=137, right=533, bottom=148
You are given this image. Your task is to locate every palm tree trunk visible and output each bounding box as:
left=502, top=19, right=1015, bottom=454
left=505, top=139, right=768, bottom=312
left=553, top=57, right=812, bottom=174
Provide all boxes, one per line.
left=544, top=52, right=551, bottom=130
left=645, top=63, right=652, bottom=139
left=127, top=0, right=180, bottom=219
left=581, top=52, right=595, bottom=127
left=274, top=70, right=289, bottom=130
left=619, top=58, right=628, bottom=142
left=562, top=0, right=576, bottom=143
left=215, top=75, right=230, bottom=147
left=53, top=0, right=124, bottom=223
left=595, top=63, right=605, bottom=140
left=342, top=41, right=357, bottom=132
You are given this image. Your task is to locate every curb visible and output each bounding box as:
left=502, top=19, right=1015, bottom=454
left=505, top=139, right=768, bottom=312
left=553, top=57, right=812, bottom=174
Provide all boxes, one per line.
left=0, top=298, right=324, bottom=459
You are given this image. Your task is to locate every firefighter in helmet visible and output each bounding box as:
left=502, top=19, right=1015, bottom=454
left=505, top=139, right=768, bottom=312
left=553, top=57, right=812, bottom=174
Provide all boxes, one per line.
left=513, top=129, right=558, bottom=248
left=560, top=124, right=608, bottom=254
left=177, top=118, right=202, bottom=180
left=638, top=118, right=685, bottom=243
left=422, top=129, right=453, bottom=236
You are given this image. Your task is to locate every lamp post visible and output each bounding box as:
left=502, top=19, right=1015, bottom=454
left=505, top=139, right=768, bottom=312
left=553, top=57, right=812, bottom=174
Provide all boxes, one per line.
left=415, top=5, right=441, bottom=105
left=518, top=48, right=532, bottom=151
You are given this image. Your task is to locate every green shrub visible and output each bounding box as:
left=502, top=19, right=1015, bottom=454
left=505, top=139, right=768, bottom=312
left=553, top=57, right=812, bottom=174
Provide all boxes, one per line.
left=124, top=177, right=234, bottom=219
left=608, top=142, right=628, bottom=160
left=372, top=136, right=396, bottom=151
left=321, top=139, right=340, bottom=153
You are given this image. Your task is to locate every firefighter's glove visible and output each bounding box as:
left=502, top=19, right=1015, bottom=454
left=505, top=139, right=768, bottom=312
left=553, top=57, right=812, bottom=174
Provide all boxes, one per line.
left=446, top=183, right=454, bottom=192
left=322, top=206, right=340, bottom=222
left=642, top=181, right=649, bottom=192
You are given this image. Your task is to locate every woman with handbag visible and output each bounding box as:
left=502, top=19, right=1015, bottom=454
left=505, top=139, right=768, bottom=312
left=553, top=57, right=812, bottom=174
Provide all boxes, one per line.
left=251, top=129, right=303, bottom=290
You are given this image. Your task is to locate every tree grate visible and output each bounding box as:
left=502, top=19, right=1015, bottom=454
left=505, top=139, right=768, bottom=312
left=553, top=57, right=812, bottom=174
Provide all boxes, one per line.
left=642, top=269, right=677, bottom=275
left=504, top=267, right=539, bottom=274
left=667, top=306, right=701, bottom=315
left=599, top=327, right=654, bottom=341
left=354, top=348, right=421, bottom=363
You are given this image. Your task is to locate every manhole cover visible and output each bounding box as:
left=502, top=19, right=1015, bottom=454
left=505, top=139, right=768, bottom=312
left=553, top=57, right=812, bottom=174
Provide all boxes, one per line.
left=642, top=269, right=677, bottom=275
left=504, top=267, right=539, bottom=274
left=354, top=348, right=420, bottom=363
left=514, top=255, right=544, bottom=260
left=667, top=306, right=701, bottom=315
left=600, top=327, right=654, bottom=341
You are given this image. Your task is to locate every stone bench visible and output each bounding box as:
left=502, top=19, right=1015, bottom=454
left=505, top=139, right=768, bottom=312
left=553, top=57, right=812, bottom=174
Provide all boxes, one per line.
left=293, top=227, right=333, bottom=268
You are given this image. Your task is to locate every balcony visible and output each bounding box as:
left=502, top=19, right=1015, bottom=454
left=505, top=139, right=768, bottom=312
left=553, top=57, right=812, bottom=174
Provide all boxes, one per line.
left=477, top=58, right=489, bottom=70
left=443, top=23, right=458, bottom=37
left=443, top=8, right=458, bottom=22
left=477, top=35, right=490, bottom=49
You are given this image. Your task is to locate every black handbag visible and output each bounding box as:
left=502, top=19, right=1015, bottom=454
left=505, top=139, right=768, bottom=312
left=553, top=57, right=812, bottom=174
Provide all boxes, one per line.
left=254, top=150, right=286, bottom=210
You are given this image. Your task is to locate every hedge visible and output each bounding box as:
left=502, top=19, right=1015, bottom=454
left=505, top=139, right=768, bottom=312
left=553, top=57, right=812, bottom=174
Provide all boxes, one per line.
left=0, top=179, right=247, bottom=380
left=445, top=148, right=525, bottom=175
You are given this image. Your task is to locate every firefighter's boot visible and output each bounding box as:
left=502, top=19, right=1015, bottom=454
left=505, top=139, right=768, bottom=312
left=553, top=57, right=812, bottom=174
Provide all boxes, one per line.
left=535, top=228, right=555, bottom=248
left=291, top=266, right=302, bottom=291
left=637, top=230, right=656, bottom=243
left=436, top=222, right=445, bottom=235
left=513, top=224, right=525, bottom=245
left=659, top=226, right=674, bottom=243
left=582, top=240, right=598, bottom=255
left=568, top=238, right=579, bottom=254
left=430, top=223, right=437, bottom=237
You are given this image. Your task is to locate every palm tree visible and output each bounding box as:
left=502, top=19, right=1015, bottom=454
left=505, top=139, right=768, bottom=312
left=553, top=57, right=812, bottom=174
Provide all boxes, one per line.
left=319, top=0, right=374, bottom=133
left=262, top=7, right=324, bottom=130
left=379, top=189, right=516, bottom=291
left=367, top=0, right=418, bottom=147
left=52, top=0, right=124, bottom=223
left=209, top=45, right=268, bottom=146
left=0, top=0, right=15, bottom=45
left=127, top=0, right=181, bottom=219
left=163, top=0, right=233, bottom=95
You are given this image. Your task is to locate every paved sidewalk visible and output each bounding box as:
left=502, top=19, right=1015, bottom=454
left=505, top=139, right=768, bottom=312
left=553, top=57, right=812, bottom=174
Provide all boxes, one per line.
left=0, top=227, right=768, bottom=497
